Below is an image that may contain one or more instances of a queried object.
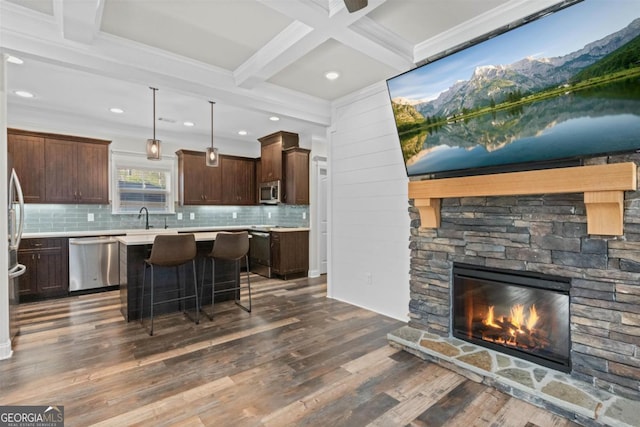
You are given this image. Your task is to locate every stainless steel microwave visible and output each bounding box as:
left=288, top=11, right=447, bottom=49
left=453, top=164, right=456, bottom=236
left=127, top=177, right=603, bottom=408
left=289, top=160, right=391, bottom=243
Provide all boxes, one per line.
left=259, top=180, right=281, bottom=204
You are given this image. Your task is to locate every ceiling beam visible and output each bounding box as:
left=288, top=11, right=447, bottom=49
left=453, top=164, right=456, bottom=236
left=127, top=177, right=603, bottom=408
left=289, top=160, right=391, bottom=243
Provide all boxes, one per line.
left=235, top=0, right=410, bottom=89
left=52, top=0, right=105, bottom=44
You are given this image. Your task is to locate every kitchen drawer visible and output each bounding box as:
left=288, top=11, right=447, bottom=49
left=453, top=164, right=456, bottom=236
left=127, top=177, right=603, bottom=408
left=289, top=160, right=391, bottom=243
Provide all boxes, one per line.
left=21, top=238, right=67, bottom=250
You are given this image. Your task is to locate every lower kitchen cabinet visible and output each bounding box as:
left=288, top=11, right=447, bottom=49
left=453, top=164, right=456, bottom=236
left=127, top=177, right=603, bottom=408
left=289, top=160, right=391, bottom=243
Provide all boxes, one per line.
left=270, top=230, right=309, bottom=279
left=18, top=238, right=69, bottom=300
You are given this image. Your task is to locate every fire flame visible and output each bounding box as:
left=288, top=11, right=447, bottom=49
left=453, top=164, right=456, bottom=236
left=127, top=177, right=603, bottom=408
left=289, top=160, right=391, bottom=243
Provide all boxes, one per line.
left=483, top=306, right=501, bottom=328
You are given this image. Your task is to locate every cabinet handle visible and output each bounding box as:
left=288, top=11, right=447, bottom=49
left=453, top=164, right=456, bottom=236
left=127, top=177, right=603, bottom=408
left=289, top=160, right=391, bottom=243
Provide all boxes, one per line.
left=37, top=254, right=40, bottom=260
left=32, top=254, right=35, bottom=260
left=33, top=243, right=43, bottom=247
left=78, top=191, right=82, bottom=199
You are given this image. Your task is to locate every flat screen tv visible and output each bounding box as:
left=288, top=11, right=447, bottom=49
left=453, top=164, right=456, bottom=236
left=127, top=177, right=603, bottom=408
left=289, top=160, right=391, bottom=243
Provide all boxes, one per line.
left=387, top=0, right=640, bottom=179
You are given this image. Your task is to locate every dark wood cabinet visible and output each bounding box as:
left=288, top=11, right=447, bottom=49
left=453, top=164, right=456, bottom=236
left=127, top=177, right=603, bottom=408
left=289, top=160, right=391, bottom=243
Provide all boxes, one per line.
left=271, top=230, right=309, bottom=278
left=258, top=131, right=299, bottom=183
left=282, top=148, right=310, bottom=205
left=7, top=132, right=46, bottom=203
left=221, top=155, right=256, bottom=205
left=8, top=129, right=110, bottom=204
left=18, top=238, right=69, bottom=299
left=177, top=151, right=255, bottom=206
left=177, top=150, right=222, bottom=205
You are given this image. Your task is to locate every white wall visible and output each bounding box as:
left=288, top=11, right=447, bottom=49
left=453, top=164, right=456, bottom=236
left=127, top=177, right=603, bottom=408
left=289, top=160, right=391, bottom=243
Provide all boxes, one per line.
left=327, top=82, right=410, bottom=321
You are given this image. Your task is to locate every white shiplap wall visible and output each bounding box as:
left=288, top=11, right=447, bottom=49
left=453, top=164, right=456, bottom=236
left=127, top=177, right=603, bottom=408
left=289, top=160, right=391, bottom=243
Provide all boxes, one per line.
left=328, top=82, right=410, bottom=321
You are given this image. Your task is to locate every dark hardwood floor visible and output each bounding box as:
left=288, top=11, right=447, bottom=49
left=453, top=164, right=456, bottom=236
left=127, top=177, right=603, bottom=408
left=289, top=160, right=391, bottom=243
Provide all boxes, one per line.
left=1, top=275, right=580, bottom=426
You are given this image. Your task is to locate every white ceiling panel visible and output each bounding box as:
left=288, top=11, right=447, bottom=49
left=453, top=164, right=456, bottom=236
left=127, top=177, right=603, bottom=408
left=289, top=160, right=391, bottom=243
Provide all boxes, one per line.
left=100, top=0, right=293, bottom=70
left=367, top=0, right=510, bottom=44
left=268, top=38, right=398, bottom=100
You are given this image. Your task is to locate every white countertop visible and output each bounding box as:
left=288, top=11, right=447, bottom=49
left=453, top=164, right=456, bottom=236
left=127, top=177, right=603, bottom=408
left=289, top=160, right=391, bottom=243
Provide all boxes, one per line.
left=23, top=225, right=309, bottom=239
left=115, top=231, right=226, bottom=246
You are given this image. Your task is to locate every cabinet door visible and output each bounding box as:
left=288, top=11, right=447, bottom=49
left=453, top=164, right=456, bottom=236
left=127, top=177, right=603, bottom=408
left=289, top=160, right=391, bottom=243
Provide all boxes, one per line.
left=180, top=152, right=206, bottom=205
left=45, top=138, right=78, bottom=203
left=76, top=143, right=109, bottom=204
left=17, top=251, right=38, bottom=296
left=203, top=162, right=223, bottom=204
left=235, top=157, right=255, bottom=205
left=283, top=149, right=310, bottom=205
left=261, top=142, right=282, bottom=182
left=221, top=157, right=255, bottom=205
left=8, top=133, right=46, bottom=203
left=36, top=248, right=68, bottom=295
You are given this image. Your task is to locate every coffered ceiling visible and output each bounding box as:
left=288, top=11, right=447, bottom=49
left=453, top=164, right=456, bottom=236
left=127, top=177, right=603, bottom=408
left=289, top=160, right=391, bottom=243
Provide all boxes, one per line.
left=1, top=0, right=562, bottom=149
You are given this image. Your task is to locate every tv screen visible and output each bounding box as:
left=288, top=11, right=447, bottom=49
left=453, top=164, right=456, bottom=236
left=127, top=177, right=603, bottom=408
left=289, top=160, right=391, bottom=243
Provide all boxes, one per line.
left=387, top=0, right=640, bottom=179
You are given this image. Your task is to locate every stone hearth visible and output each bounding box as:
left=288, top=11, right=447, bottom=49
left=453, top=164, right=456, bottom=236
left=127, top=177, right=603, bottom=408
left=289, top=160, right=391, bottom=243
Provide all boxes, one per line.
left=388, top=326, right=640, bottom=426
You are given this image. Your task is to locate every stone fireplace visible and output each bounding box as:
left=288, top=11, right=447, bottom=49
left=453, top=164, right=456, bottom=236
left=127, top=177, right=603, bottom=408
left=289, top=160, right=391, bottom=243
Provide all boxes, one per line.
left=389, top=155, right=640, bottom=425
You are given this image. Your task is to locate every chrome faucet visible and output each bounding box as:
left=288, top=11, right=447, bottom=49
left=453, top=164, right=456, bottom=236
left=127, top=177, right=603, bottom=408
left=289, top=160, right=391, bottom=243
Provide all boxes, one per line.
left=138, top=206, right=151, bottom=229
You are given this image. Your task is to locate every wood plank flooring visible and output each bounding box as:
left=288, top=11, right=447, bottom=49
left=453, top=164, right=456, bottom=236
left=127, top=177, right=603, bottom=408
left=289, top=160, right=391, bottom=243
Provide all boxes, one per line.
left=0, top=275, right=581, bottom=427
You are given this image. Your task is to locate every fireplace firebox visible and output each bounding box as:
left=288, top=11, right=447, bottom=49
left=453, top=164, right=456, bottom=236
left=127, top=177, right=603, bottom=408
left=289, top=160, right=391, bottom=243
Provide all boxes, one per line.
left=452, top=263, right=571, bottom=372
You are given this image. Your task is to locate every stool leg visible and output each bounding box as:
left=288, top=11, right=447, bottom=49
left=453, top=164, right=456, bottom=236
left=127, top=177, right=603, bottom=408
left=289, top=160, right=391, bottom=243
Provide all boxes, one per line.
left=192, top=259, right=199, bottom=325
left=140, top=262, right=147, bottom=327
left=177, top=265, right=183, bottom=313
left=149, top=265, right=155, bottom=336
left=210, top=258, right=216, bottom=315
left=235, top=255, right=251, bottom=313
left=199, top=258, right=206, bottom=312
left=245, top=254, right=252, bottom=312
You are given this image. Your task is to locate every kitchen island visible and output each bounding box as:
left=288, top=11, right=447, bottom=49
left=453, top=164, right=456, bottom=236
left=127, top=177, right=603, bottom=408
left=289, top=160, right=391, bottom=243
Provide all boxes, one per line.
left=116, top=231, right=243, bottom=321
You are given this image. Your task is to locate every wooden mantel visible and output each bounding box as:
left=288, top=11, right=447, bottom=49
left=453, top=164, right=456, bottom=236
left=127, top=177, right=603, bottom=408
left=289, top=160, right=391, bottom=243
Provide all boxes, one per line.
left=409, top=162, right=638, bottom=236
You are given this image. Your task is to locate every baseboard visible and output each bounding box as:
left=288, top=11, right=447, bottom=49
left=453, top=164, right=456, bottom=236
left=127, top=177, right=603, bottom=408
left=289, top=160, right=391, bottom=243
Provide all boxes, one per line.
left=0, top=339, right=13, bottom=360
left=308, top=269, right=320, bottom=278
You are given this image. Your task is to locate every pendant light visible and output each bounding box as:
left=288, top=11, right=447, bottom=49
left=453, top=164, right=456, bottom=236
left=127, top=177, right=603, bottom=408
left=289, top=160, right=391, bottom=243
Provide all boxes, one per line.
left=146, top=87, right=161, bottom=160
left=206, top=100, right=219, bottom=167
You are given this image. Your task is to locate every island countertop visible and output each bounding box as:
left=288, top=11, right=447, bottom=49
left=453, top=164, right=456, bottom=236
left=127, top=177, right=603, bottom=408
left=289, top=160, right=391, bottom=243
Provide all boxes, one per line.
left=115, top=231, right=228, bottom=246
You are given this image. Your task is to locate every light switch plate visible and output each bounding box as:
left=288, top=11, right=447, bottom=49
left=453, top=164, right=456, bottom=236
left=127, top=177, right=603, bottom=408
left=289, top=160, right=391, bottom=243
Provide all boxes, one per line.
left=87, top=213, right=94, bottom=222
left=190, top=213, right=195, bottom=220
left=302, top=212, right=306, bottom=219
left=177, top=213, right=183, bottom=220
left=267, top=212, right=271, bottom=219
left=232, top=212, right=237, bottom=219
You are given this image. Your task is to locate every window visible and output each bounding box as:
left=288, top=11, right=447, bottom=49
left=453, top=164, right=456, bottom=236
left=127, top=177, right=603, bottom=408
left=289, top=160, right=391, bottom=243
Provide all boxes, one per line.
left=111, top=151, right=175, bottom=214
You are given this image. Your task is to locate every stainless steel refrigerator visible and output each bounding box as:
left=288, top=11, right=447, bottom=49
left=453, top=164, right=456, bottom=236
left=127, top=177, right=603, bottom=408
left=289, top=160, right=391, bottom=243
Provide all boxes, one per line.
left=8, top=160, right=26, bottom=342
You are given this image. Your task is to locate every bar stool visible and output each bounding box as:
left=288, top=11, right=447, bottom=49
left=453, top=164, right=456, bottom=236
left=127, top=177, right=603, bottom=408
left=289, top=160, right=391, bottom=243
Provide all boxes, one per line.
left=200, top=231, right=251, bottom=319
left=140, top=233, right=199, bottom=335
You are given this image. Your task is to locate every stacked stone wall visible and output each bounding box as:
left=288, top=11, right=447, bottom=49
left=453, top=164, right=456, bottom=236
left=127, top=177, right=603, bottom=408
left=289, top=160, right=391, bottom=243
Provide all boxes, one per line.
left=408, top=154, right=640, bottom=399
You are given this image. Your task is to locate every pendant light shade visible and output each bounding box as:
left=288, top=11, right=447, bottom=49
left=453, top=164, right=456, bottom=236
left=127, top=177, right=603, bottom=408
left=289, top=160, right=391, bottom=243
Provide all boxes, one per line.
left=146, top=87, right=161, bottom=160
left=206, top=100, right=219, bottom=167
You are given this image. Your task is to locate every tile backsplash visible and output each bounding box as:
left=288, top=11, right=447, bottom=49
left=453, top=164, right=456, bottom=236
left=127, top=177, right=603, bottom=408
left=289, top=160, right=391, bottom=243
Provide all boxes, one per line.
left=23, top=204, right=310, bottom=233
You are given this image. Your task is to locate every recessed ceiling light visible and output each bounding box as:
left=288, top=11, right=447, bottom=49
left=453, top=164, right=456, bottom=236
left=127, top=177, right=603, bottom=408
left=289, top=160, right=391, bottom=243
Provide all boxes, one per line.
left=109, top=107, right=124, bottom=114
left=269, top=116, right=280, bottom=121
left=7, top=56, right=24, bottom=65
left=183, top=121, right=195, bottom=127
left=15, top=90, right=34, bottom=98
left=325, top=71, right=340, bottom=81
left=238, top=130, right=248, bottom=136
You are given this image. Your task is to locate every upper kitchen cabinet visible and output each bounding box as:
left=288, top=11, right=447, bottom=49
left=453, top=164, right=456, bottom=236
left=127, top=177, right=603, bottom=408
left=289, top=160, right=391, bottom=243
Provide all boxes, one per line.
left=8, top=129, right=110, bottom=204
left=8, top=131, right=46, bottom=203
left=177, top=151, right=255, bottom=206
left=258, top=131, right=299, bottom=183
left=221, top=155, right=256, bottom=205
left=177, top=150, right=222, bottom=205
left=282, top=148, right=310, bottom=205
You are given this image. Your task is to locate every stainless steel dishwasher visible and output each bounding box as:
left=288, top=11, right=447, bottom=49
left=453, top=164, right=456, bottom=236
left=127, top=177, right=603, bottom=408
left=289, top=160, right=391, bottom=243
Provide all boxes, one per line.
left=69, top=236, right=120, bottom=292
